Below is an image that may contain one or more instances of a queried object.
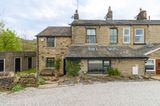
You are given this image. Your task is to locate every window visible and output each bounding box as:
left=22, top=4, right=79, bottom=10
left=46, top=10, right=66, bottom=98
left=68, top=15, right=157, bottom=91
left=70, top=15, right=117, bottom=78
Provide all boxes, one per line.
left=135, top=28, right=144, bottom=44
left=123, top=28, right=130, bottom=44
left=88, top=60, right=110, bottom=74
left=110, top=28, right=118, bottom=44
left=86, top=29, right=96, bottom=44
left=46, top=58, right=55, bottom=68
left=145, top=59, right=155, bottom=71
left=47, top=37, right=55, bottom=47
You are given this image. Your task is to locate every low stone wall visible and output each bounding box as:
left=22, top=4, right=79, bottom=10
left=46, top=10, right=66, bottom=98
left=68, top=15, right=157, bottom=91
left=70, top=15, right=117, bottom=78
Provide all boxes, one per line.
left=18, top=74, right=37, bottom=87
left=0, top=72, right=14, bottom=90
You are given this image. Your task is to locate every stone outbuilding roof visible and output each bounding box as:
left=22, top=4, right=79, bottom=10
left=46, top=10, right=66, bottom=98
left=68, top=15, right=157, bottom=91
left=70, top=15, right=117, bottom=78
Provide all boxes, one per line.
left=37, top=27, right=71, bottom=37
left=71, top=20, right=160, bottom=26
left=65, top=45, right=147, bottom=59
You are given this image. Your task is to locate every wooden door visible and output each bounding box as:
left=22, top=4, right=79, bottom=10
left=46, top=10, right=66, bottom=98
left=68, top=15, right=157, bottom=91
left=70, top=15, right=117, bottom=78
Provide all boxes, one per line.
left=156, top=59, right=160, bottom=74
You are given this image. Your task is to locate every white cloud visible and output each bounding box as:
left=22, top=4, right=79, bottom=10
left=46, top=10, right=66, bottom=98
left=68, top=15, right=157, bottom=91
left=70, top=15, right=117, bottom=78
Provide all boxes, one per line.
left=0, top=0, right=160, bottom=39
left=79, top=0, right=160, bottom=20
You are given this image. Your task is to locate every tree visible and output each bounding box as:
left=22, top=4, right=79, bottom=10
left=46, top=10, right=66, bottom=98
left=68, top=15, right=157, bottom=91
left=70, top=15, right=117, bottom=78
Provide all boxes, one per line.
left=0, top=28, right=22, bottom=51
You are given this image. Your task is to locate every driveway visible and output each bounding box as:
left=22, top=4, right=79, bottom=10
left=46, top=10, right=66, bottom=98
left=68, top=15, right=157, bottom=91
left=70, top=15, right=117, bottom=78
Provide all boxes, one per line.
left=1, top=81, right=160, bottom=106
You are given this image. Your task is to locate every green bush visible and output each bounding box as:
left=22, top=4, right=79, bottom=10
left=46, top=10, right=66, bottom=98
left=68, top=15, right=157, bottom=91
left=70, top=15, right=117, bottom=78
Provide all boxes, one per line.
left=16, top=68, right=36, bottom=76
left=37, top=77, right=45, bottom=85
left=107, top=68, right=120, bottom=76
left=55, top=58, right=61, bottom=72
left=66, top=60, right=80, bottom=77
left=11, top=84, right=24, bottom=92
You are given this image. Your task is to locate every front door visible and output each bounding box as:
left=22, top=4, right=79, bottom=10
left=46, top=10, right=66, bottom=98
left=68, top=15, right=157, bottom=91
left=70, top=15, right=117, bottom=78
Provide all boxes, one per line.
left=156, top=59, right=160, bottom=74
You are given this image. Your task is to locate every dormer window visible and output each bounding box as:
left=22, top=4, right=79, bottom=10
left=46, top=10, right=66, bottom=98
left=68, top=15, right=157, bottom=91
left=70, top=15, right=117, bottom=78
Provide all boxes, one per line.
left=86, top=29, right=96, bottom=44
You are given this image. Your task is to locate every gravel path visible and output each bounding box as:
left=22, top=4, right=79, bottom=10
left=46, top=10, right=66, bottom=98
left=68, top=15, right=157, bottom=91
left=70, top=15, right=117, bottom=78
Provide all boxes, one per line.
left=1, top=81, right=160, bottom=106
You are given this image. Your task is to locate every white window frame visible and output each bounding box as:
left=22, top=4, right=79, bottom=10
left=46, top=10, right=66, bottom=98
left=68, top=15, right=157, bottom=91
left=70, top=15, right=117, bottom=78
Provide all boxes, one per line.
left=134, top=28, right=144, bottom=44
left=86, top=28, right=96, bottom=44
left=123, top=27, right=130, bottom=44
left=0, top=59, right=5, bottom=72
left=110, top=28, right=118, bottom=44
left=145, top=59, right=156, bottom=71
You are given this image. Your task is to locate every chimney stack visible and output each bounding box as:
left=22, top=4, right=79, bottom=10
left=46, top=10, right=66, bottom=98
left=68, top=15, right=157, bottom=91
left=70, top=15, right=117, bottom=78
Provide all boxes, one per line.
left=136, top=8, right=147, bottom=20
left=105, top=6, right=113, bottom=20
left=73, top=10, right=79, bottom=20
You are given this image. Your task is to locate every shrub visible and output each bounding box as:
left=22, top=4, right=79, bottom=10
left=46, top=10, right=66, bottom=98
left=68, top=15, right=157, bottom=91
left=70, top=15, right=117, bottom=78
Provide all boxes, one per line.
left=55, top=58, right=61, bottom=73
left=107, top=68, right=120, bottom=76
left=37, top=77, right=45, bottom=85
left=11, top=84, right=24, bottom=92
left=66, top=60, right=80, bottom=77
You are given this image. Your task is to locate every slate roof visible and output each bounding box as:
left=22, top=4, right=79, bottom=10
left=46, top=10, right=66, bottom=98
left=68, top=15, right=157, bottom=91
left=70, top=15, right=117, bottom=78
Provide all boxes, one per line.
left=65, top=45, right=147, bottom=59
left=136, top=43, right=160, bottom=54
left=37, top=27, right=71, bottom=37
left=71, top=20, right=160, bottom=26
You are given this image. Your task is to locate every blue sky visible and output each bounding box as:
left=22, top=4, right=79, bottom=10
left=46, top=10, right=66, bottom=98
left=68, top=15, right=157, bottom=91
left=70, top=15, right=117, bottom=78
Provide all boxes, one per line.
left=0, top=0, right=160, bottom=39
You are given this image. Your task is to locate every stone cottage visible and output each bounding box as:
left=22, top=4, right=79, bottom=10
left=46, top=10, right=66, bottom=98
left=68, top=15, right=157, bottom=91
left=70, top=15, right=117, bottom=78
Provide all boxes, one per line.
left=0, top=52, right=36, bottom=72
left=36, top=7, right=160, bottom=76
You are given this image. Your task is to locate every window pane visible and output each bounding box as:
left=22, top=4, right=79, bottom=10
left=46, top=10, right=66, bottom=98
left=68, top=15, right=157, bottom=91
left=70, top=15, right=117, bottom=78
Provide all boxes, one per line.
left=110, top=29, right=117, bottom=43
left=87, top=29, right=96, bottom=43
left=136, top=29, right=143, bottom=35
left=145, top=60, right=154, bottom=70
left=123, top=28, right=130, bottom=43
left=88, top=60, right=103, bottom=73
left=46, top=58, right=54, bottom=67
left=124, top=36, right=129, bottom=43
left=87, top=35, right=96, bottom=43
left=88, top=60, right=111, bottom=73
left=47, top=37, right=55, bottom=47
left=135, top=36, right=144, bottom=43
left=135, top=29, right=144, bottom=43
left=87, top=29, right=95, bottom=35
left=124, top=29, right=129, bottom=35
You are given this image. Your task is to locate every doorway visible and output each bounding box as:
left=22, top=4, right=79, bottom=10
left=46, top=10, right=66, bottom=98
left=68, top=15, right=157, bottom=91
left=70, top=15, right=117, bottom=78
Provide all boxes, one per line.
left=28, top=57, right=32, bottom=69
left=15, top=58, right=21, bottom=72
left=0, top=59, right=4, bottom=72
left=156, top=59, right=160, bottom=74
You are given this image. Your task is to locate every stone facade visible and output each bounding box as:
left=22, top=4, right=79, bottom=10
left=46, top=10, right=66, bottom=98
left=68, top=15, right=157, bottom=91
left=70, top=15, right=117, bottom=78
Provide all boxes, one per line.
left=79, top=59, right=145, bottom=76
left=0, top=52, right=36, bottom=72
left=71, top=25, right=160, bottom=47
left=80, top=59, right=88, bottom=74
left=37, top=9, right=160, bottom=76
left=111, top=59, right=145, bottom=76
left=38, top=36, right=71, bottom=74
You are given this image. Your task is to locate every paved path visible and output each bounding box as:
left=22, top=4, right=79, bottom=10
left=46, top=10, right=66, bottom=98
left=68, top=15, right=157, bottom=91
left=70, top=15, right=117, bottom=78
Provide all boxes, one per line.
left=1, top=81, right=160, bottom=106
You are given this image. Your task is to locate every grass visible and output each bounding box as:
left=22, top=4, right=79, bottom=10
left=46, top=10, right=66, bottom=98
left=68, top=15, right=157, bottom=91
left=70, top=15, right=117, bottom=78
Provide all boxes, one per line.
left=11, top=83, right=24, bottom=92
left=16, top=68, right=36, bottom=76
